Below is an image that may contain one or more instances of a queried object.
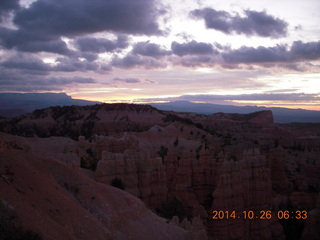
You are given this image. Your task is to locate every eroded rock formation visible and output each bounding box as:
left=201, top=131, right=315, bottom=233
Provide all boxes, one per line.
left=0, top=103, right=319, bottom=240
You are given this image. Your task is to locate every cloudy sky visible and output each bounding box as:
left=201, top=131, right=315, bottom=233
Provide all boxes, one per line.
left=0, top=0, right=320, bottom=110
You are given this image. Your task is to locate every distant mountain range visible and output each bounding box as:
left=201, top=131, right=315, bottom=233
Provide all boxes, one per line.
left=150, top=101, right=320, bottom=123
left=0, top=93, right=100, bottom=118
left=1, top=93, right=320, bottom=123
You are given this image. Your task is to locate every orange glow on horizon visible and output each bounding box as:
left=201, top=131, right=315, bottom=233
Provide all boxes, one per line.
left=69, top=93, right=320, bottom=111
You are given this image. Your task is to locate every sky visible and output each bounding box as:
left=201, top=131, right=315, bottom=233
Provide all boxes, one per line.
left=0, top=0, right=320, bottom=110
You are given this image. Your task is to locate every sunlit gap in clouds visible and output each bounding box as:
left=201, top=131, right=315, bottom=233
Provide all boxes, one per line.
left=259, top=73, right=320, bottom=94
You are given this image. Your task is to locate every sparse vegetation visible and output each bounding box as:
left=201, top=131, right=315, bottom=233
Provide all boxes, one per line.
left=0, top=201, right=43, bottom=240
left=203, top=193, right=213, bottom=210
left=158, top=145, right=168, bottom=161
left=81, top=121, right=95, bottom=139
left=63, top=183, right=80, bottom=196
left=173, top=137, right=179, bottom=146
left=80, top=148, right=99, bottom=170
left=230, top=154, right=238, bottom=162
left=111, top=177, right=126, bottom=190
left=161, top=197, right=186, bottom=221
left=195, top=145, right=202, bottom=160
left=163, top=114, right=193, bottom=125
left=278, top=199, right=305, bottom=240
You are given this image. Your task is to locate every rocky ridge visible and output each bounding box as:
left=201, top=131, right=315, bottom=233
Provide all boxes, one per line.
left=0, top=103, right=319, bottom=240
left=0, top=132, right=206, bottom=240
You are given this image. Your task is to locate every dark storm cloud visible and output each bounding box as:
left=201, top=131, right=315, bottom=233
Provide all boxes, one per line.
left=13, top=0, right=162, bottom=38
left=0, top=0, right=162, bottom=55
left=47, top=76, right=96, bottom=85
left=222, top=45, right=289, bottom=64
left=222, top=41, right=320, bottom=65
left=111, top=40, right=320, bottom=70
left=0, top=67, right=97, bottom=91
left=0, top=0, right=20, bottom=22
left=191, top=8, right=288, bottom=38
left=80, top=52, right=99, bottom=62
left=0, top=67, right=36, bottom=85
left=18, top=39, right=73, bottom=55
left=0, top=27, right=73, bottom=55
left=53, top=57, right=102, bottom=72
left=290, top=41, right=320, bottom=61
left=76, top=35, right=129, bottom=53
left=132, top=42, right=170, bottom=58
left=113, top=77, right=142, bottom=83
left=171, top=40, right=217, bottom=56
left=1, top=54, right=51, bottom=72
left=111, top=54, right=165, bottom=69
left=175, top=56, right=215, bottom=67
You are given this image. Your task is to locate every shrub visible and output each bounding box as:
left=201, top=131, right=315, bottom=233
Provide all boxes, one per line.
left=111, top=178, right=125, bottom=190
left=173, top=137, right=179, bottom=146
left=203, top=193, right=213, bottom=210
left=158, top=146, right=168, bottom=160
left=161, top=197, right=186, bottom=221
left=0, top=201, right=43, bottom=240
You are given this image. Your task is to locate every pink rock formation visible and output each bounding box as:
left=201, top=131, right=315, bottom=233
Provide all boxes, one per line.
left=248, top=110, right=274, bottom=124
left=210, top=149, right=285, bottom=240
left=267, top=147, right=293, bottom=194
left=0, top=132, right=193, bottom=240
left=95, top=149, right=168, bottom=207
left=1, top=103, right=319, bottom=240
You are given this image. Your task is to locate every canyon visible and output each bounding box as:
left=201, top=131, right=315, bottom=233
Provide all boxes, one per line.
left=0, top=103, right=319, bottom=240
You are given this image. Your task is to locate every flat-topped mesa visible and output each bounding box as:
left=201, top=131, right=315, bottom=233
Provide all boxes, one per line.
left=47, top=103, right=160, bottom=119
left=0, top=103, right=165, bottom=139
left=247, top=110, right=274, bottom=124
left=96, top=103, right=160, bottom=113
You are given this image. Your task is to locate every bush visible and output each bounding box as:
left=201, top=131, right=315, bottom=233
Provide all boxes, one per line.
left=173, top=137, right=179, bottom=146
left=158, top=146, right=168, bottom=160
left=161, top=197, right=186, bottom=221
left=203, top=193, right=213, bottom=210
left=0, top=201, right=43, bottom=240
left=111, top=178, right=125, bottom=190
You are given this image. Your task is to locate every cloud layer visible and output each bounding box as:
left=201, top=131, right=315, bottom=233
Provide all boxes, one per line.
left=0, top=0, right=162, bottom=55
left=222, top=41, right=320, bottom=65
left=140, top=93, right=320, bottom=103
left=171, top=40, right=218, bottom=56
left=0, top=0, right=20, bottom=22
left=14, top=0, right=162, bottom=37
left=191, top=8, right=288, bottom=38
left=132, top=42, right=170, bottom=58
left=76, top=35, right=129, bottom=53
left=0, top=0, right=319, bottom=106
